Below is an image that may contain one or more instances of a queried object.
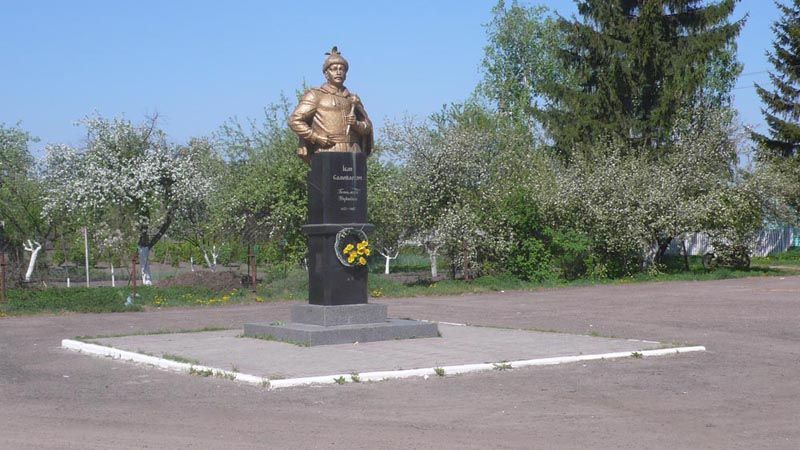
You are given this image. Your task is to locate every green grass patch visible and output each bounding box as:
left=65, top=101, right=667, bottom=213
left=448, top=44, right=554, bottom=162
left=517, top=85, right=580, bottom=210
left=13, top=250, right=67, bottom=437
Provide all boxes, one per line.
left=162, top=353, right=200, bottom=365
left=4, top=287, right=141, bottom=314
left=752, top=246, right=800, bottom=267
left=75, top=326, right=231, bottom=341
left=2, top=252, right=795, bottom=317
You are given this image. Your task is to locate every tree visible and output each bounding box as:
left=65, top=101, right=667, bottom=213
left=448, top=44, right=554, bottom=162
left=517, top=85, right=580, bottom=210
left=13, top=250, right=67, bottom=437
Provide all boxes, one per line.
left=43, top=115, right=210, bottom=285
left=0, top=124, right=51, bottom=282
left=483, top=0, right=744, bottom=155
left=171, top=137, right=225, bottom=271
left=753, top=0, right=800, bottom=158
left=385, top=103, right=511, bottom=279
left=212, top=101, right=307, bottom=269
left=752, top=0, right=800, bottom=212
left=543, top=106, right=779, bottom=273
left=481, top=1, right=573, bottom=126
left=367, top=158, right=409, bottom=274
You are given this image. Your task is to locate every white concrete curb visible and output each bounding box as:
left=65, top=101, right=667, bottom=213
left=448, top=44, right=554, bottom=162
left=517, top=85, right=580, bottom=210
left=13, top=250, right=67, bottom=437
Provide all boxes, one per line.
left=62, top=338, right=705, bottom=390
left=61, top=339, right=267, bottom=386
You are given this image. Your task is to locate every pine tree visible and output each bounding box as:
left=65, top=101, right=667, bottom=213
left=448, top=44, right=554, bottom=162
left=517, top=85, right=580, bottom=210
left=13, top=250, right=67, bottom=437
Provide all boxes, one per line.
left=753, top=0, right=800, bottom=158
left=543, top=0, right=743, bottom=155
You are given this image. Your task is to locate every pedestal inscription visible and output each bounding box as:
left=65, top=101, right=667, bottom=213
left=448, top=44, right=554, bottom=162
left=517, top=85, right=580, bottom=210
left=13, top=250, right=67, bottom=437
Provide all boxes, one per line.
left=304, top=152, right=370, bottom=306
left=308, top=152, right=367, bottom=224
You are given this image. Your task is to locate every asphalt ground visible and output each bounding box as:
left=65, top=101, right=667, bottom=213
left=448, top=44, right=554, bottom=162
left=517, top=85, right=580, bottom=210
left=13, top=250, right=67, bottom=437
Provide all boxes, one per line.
left=1, top=275, right=799, bottom=449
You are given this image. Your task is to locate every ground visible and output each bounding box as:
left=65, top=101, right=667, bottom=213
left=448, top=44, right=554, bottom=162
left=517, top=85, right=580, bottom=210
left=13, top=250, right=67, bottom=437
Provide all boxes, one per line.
left=1, top=276, right=799, bottom=449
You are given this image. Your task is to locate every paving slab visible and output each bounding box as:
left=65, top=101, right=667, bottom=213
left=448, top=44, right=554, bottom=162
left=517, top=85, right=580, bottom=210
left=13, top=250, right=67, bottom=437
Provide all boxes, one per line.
left=74, top=323, right=678, bottom=384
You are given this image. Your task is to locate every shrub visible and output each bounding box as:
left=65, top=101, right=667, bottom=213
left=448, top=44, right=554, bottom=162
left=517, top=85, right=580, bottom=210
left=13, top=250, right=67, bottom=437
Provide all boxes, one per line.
left=510, top=237, right=554, bottom=281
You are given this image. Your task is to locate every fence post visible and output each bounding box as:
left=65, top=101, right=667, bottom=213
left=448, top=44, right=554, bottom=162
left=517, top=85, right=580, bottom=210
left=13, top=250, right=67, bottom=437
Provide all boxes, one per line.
left=83, top=226, right=90, bottom=287
left=131, top=253, right=138, bottom=300
left=0, top=252, right=6, bottom=304
left=249, top=245, right=257, bottom=293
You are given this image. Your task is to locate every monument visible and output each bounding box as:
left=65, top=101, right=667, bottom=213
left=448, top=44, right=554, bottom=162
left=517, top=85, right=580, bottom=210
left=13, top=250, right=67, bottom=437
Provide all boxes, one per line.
left=244, top=47, right=438, bottom=345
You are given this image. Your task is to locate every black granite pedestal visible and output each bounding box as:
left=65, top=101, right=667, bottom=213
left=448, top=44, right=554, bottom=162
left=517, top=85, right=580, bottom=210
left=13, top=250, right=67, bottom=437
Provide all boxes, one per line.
left=244, top=152, right=438, bottom=346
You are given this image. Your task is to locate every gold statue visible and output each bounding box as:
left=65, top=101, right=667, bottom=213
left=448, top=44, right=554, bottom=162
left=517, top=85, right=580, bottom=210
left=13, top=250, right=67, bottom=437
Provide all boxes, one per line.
left=288, top=47, right=373, bottom=163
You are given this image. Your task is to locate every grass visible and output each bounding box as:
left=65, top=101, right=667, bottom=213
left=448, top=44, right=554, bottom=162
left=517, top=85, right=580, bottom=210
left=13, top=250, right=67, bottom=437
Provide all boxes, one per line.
left=188, top=367, right=213, bottom=377
left=752, top=246, right=800, bottom=267
left=493, top=361, right=513, bottom=371
left=1, top=253, right=797, bottom=317
left=162, top=353, right=200, bottom=365
left=74, top=326, right=230, bottom=341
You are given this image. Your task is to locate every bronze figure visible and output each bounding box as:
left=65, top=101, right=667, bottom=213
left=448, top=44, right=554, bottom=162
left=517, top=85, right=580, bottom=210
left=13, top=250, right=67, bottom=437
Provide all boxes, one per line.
left=288, top=47, right=373, bottom=163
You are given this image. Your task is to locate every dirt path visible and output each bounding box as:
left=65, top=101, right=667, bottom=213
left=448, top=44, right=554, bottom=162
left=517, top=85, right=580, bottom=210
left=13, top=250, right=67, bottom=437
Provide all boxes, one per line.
left=2, top=275, right=799, bottom=449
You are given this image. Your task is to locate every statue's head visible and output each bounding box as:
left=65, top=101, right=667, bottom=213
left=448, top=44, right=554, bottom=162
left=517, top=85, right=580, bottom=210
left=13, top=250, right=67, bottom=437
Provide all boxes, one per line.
left=323, top=46, right=349, bottom=87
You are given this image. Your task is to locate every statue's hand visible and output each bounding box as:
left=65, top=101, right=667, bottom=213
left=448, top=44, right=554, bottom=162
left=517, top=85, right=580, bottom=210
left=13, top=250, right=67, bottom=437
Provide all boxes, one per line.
left=315, top=134, right=334, bottom=148
left=345, top=114, right=357, bottom=126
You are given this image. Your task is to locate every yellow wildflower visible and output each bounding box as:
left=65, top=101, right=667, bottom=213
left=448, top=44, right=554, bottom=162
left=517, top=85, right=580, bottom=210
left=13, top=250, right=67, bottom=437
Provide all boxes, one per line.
left=344, top=243, right=354, bottom=253
left=358, top=256, right=367, bottom=266
left=348, top=253, right=357, bottom=263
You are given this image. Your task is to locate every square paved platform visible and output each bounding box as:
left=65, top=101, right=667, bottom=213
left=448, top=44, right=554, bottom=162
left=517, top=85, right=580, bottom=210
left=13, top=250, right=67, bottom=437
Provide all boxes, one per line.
left=84, top=324, right=666, bottom=380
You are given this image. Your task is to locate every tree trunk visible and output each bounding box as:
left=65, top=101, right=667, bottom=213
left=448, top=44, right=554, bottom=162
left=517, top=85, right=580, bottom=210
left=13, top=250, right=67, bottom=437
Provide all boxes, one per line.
left=378, top=249, right=398, bottom=275
left=655, top=237, right=673, bottom=264
left=202, top=245, right=218, bottom=272
left=462, top=241, right=470, bottom=281
left=642, top=241, right=659, bottom=270
left=429, top=250, right=438, bottom=279
left=681, top=237, right=690, bottom=271
left=110, top=260, right=116, bottom=287
left=23, top=240, right=42, bottom=282
left=138, top=246, right=153, bottom=285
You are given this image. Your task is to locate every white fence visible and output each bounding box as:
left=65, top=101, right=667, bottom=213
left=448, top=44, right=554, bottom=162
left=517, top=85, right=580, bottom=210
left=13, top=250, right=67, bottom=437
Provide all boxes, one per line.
left=666, top=226, right=799, bottom=257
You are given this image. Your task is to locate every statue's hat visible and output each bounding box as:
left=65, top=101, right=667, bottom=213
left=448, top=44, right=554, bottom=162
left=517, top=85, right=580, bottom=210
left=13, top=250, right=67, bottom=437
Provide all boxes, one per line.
left=322, top=46, right=349, bottom=72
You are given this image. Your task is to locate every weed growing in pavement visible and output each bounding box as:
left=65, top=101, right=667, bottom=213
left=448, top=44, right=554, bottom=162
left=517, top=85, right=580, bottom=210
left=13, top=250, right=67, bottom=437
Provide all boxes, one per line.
left=162, top=353, right=200, bottom=365
left=215, top=371, right=236, bottom=380
left=189, top=367, right=213, bottom=377
left=493, top=362, right=513, bottom=371
left=350, top=373, right=361, bottom=383
left=75, top=326, right=230, bottom=341
left=334, top=376, right=347, bottom=385
left=631, top=352, right=643, bottom=359
left=434, top=367, right=445, bottom=377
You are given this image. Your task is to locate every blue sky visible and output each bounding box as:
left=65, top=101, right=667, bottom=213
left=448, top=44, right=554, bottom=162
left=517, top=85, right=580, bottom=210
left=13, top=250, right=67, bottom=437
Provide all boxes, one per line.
left=0, top=1, right=781, bottom=155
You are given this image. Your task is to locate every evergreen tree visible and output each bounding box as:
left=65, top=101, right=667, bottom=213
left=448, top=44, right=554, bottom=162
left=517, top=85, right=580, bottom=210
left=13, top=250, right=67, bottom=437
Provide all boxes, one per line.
left=543, top=0, right=743, bottom=155
left=753, top=0, right=800, bottom=159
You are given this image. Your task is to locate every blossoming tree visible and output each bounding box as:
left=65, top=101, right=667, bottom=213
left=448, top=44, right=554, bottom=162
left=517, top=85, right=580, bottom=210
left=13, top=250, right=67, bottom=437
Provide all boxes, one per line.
left=367, top=158, right=409, bottom=274
left=384, top=104, right=509, bottom=279
left=43, top=116, right=210, bottom=285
